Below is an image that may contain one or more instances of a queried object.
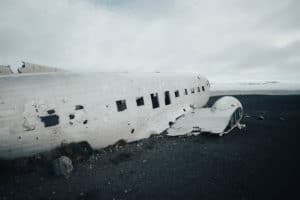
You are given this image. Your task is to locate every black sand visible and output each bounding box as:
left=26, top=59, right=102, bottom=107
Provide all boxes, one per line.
left=1, top=95, right=300, bottom=200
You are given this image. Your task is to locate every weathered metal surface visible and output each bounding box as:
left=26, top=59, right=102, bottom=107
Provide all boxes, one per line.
left=167, top=96, right=243, bottom=136
left=0, top=72, right=210, bottom=159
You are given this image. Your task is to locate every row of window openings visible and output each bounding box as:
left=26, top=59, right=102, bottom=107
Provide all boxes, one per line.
left=116, top=86, right=205, bottom=112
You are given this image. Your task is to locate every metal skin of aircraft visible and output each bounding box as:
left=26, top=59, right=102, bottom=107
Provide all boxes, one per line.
left=0, top=65, right=243, bottom=160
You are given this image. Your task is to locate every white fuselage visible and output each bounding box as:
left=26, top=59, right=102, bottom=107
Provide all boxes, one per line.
left=0, top=72, right=209, bottom=159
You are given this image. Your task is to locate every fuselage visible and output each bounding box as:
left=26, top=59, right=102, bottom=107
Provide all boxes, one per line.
left=0, top=72, right=210, bottom=159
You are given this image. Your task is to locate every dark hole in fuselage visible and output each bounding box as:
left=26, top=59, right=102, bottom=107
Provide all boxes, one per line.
left=164, top=91, right=171, bottom=105
left=150, top=93, right=160, bottom=109
left=83, top=120, right=88, bottom=124
left=116, top=100, right=127, bottom=112
left=136, top=97, right=144, bottom=106
left=40, top=115, right=59, bottom=127
left=75, top=105, right=84, bottom=110
left=69, top=114, right=75, bottom=120
left=169, top=121, right=174, bottom=127
left=131, top=128, right=135, bottom=134
left=47, top=109, right=55, bottom=115
left=175, top=90, right=180, bottom=98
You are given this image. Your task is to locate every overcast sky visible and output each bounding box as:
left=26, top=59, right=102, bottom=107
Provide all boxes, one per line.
left=0, top=0, right=299, bottom=81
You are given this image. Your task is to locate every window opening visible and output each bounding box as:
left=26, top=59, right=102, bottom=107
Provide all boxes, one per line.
left=136, top=96, right=144, bottom=106
left=165, top=91, right=171, bottom=105
left=150, top=93, right=160, bottom=109
left=116, top=100, right=127, bottom=112
left=175, top=90, right=180, bottom=98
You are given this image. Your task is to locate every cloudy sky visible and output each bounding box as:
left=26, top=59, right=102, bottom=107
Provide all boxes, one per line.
left=0, top=0, right=299, bottom=81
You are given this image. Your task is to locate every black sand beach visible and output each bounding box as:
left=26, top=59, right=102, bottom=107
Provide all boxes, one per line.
left=1, top=95, right=300, bottom=200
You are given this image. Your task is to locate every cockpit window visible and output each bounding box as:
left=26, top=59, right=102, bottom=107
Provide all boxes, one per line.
left=191, top=88, right=195, bottom=94
left=202, top=86, right=205, bottom=92
left=116, top=100, right=127, bottom=112
left=197, top=87, right=201, bottom=92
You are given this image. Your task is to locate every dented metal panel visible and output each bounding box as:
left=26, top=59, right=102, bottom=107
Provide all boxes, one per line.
left=167, top=96, right=243, bottom=136
left=0, top=72, right=212, bottom=159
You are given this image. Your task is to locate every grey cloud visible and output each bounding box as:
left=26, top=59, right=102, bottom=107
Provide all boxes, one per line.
left=211, top=40, right=300, bottom=69
left=0, top=0, right=299, bottom=81
left=258, top=0, right=300, bottom=30
left=90, top=0, right=176, bottom=19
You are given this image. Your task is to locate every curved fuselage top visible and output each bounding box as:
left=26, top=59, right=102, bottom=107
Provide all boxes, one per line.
left=0, top=72, right=210, bottom=159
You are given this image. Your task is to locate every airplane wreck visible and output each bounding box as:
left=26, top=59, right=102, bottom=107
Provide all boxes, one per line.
left=0, top=63, right=244, bottom=159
